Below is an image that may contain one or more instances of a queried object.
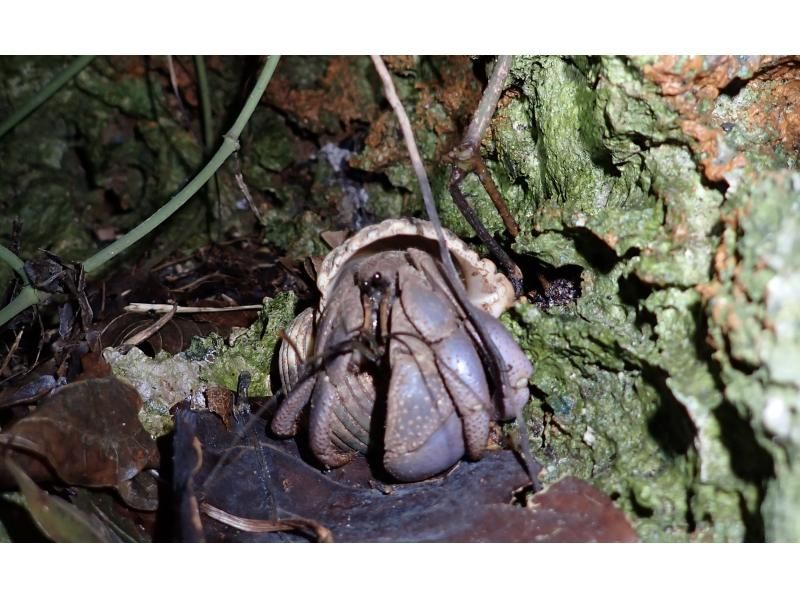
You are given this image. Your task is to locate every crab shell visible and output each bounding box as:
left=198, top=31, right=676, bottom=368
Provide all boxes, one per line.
left=279, top=218, right=516, bottom=388
left=276, top=217, right=529, bottom=481
left=316, top=218, right=516, bottom=318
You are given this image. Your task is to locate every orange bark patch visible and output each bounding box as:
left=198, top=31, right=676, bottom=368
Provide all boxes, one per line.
left=746, top=67, right=800, bottom=156
left=266, top=57, right=379, bottom=135
left=643, top=56, right=800, bottom=181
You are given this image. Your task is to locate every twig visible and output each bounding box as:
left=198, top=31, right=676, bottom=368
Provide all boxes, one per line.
left=0, top=328, right=24, bottom=377
left=370, top=55, right=540, bottom=490
left=447, top=55, right=523, bottom=294
left=473, top=155, right=520, bottom=237
left=233, top=153, right=266, bottom=226
left=125, top=302, right=262, bottom=314
left=452, top=55, right=513, bottom=161
left=200, top=502, right=333, bottom=542
left=0, top=55, right=95, bottom=141
left=448, top=169, right=523, bottom=292
left=120, top=304, right=178, bottom=350
left=165, top=56, right=186, bottom=113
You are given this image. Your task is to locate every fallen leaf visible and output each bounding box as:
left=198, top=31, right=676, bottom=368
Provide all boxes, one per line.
left=0, top=377, right=158, bottom=488
left=0, top=375, right=58, bottom=409
left=173, top=409, right=638, bottom=542
left=5, top=459, right=120, bottom=542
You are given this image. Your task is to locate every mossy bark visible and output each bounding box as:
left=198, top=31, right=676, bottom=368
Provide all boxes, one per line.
left=477, top=56, right=799, bottom=541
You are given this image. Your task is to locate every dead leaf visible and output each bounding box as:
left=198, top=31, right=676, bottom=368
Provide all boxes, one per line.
left=173, top=409, right=638, bottom=542
left=0, top=377, right=158, bottom=488
left=5, top=458, right=120, bottom=542
left=0, top=374, right=57, bottom=409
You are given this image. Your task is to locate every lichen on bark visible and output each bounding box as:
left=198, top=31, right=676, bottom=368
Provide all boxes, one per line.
left=484, top=55, right=800, bottom=541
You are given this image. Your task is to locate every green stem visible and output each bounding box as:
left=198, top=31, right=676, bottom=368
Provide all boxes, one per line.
left=0, top=55, right=95, bottom=141
left=0, top=286, right=40, bottom=327
left=0, top=245, right=40, bottom=327
left=1, top=56, right=280, bottom=328
left=0, top=244, right=31, bottom=285
left=81, top=55, right=280, bottom=275
left=195, top=55, right=222, bottom=233
left=194, top=56, right=213, bottom=151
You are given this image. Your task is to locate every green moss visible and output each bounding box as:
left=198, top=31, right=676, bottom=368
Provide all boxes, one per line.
left=707, top=171, right=800, bottom=541
left=103, top=347, right=204, bottom=437
left=199, top=291, right=298, bottom=396
left=495, top=56, right=774, bottom=541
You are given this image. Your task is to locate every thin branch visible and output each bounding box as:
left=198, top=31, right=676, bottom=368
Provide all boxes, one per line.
left=124, top=302, right=262, bottom=314
left=453, top=55, right=513, bottom=161
left=0, top=328, right=24, bottom=377
left=0, top=56, right=95, bottom=141
left=165, top=56, right=186, bottom=113
left=449, top=169, right=523, bottom=292
left=120, top=304, right=177, bottom=350
left=233, top=153, right=266, bottom=226
left=447, top=55, right=523, bottom=293
left=473, top=154, right=520, bottom=237
left=370, top=55, right=539, bottom=489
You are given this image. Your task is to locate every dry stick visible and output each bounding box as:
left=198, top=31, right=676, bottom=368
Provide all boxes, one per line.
left=458, top=56, right=513, bottom=159
left=448, top=55, right=522, bottom=292
left=125, top=302, right=263, bottom=314
left=166, top=56, right=186, bottom=113
left=120, top=304, right=177, bottom=350
left=0, top=328, right=24, bottom=377
left=233, top=153, right=267, bottom=226
left=370, top=56, right=541, bottom=490
left=449, top=169, right=523, bottom=296
left=200, top=502, right=333, bottom=542
left=472, top=155, right=520, bottom=237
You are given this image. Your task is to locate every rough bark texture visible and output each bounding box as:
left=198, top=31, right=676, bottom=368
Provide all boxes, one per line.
left=475, top=56, right=799, bottom=541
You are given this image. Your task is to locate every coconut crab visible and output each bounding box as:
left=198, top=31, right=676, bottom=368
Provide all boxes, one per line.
left=272, top=218, right=533, bottom=482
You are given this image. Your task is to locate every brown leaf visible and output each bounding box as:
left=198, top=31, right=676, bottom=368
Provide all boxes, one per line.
left=0, top=375, right=57, bottom=409
left=205, top=386, right=235, bottom=429
left=174, top=410, right=638, bottom=542
left=521, top=476, right=640, bottom=541
left=0, top=377, right=158, bottom=488
left=5, top=459, right=120, bottom=542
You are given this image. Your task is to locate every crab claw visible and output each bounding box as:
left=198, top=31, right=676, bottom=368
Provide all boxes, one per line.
left=383, top=351, right=466, bottom=481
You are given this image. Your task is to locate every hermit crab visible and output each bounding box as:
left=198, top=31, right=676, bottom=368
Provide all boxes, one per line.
left=272, top=218, right=533, bottom=482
